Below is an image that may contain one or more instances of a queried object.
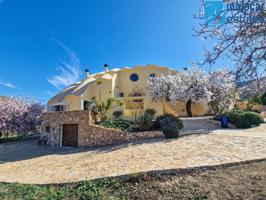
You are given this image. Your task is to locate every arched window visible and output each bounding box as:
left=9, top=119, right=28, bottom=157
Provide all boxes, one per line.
left=149, top=73, right=156, bottom=78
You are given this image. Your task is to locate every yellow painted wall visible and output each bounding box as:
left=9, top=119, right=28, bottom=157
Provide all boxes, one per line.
left=236, top=101, right=266, bottom=112
left=64, top=95, right=81, bottom=111
left=114, top=65, right=169, bottom=117
left=163, top=101, right=209, bottom=117
left=48, top=65, right=210, bottom=117
left=115, top=65, right=169, bottom=97
left=83, top=78, right=113, bottom=101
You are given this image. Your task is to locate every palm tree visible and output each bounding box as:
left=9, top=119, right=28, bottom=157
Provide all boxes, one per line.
left=86, top=97, right=122, bottom=123
left=96, top=80, right=103, bottom=104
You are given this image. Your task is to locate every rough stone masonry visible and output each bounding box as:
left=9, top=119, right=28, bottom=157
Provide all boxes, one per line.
left=40, top=110, right=163, bottom=148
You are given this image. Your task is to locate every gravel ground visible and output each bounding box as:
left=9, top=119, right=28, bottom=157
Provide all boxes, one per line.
left=0, top=121, right=265, bottom=184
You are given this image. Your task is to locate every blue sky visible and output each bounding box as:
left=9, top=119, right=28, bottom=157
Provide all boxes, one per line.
left=0, top=0, right=218, bottom=102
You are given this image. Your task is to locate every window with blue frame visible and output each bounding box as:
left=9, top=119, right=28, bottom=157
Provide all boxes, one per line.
left=149, top=73, right=156, bottom=78
left=130, top=73, right=139, bottom=82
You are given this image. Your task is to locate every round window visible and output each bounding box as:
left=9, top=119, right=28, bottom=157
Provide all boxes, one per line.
left=149, top=73, right=156, bottom=78
left=130, top=73, right=139, bottom=82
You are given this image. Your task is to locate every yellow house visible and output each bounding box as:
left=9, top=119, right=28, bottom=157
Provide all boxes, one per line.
left=47, top=64, right=209, bottom=117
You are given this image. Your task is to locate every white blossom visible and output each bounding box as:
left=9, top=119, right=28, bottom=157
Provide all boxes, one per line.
left=238, top=78, right=266, bottom=99
left=0, top=97, right=44, bottom=136
left=147, top=66, right=210, bottom=103
left=147, top=66, right=237, bottom=117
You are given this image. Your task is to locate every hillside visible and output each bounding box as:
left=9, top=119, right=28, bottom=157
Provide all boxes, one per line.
left=0, top=95, right=8, bottom=101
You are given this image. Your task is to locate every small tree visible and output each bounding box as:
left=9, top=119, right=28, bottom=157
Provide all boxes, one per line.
left=175, top=67, right=210, bottom=117
left=195, top=0, right=266, bottom=83
left=261, top=92, right=266, bottom=105
left=208, top=69, right=237, bottom=119
left=238, top=78, right=266, bottom=100
left=0, top=97, right=43, bottom=137
left=131, top=109, right=156, bottom=131
left=86, top=97, right=122, bottom=123
left=147, top=72, right=177, bottom=102
left=147, top=66, right=209, bottom=117
left=147, top=67, right=237, bottom=118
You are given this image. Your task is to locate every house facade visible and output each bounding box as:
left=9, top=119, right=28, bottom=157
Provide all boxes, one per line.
left=47, top=64, right=209, bottom=117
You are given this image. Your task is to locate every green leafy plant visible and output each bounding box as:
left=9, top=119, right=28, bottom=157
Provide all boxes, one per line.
left=113, top=110, right=123, bottom=119
left=226, top=109, right=264, bottom=129
left=261, top=92, right=266, bottom=105
left=86, top=97, right=122, bottom=123
left=98, top=119, right=134, bottom=131
left=160, top=117, right=183, bottom=138
left=208, top=100, right=227, bottom=120
left=247, top=92, right=266, bottom=108
left=153, top=113, right=183, bottom=130
left=132, top=109, right=156, bottom=131
left=145, top=108, right=156, bottom=116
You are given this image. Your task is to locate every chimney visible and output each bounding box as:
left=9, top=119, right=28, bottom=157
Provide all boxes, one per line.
left=104, top=64, right=109, bottom=73
left=85, top=68, right=90, bottom=78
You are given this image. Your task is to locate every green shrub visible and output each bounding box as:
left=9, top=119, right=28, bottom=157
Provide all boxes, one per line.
left=160, top=117, right=183, bottom=138
left=98, top=119, right=133, bottom=131
left=226, top=109, right=264, bottom=129
left=261, top=92, right=266, bottom=105
left=113, top=110, right=123, bottom=119
left=154, top=113, right=183, bottom=130
left=145, top=108, right=156, bottom=116
left=132, top=109, right=156, bottom=131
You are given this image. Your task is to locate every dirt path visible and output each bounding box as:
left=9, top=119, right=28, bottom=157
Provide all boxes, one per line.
left=0, top=120, right=265, bottom=184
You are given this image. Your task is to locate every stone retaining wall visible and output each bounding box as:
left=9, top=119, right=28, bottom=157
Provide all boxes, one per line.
left=41, top=111, right=163, bottom=148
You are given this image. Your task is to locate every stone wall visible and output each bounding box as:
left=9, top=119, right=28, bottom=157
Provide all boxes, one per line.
left=41, top=111, right=163, bottom=148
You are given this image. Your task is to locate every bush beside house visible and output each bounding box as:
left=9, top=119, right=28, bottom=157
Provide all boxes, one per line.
left=160, top=117, right=183, bottom=138
left=98, top=119, right=133, bottom=132
left=226, top=109, right=264, bottom=129
left=99, top=109, right=184, bottom=139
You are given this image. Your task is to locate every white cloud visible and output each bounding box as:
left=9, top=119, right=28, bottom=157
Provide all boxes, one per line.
left=45, top=90, right=55, bottom=96
left=0, top=80, right=19, bottom=89
left=48, top=39, right=82, bottom=89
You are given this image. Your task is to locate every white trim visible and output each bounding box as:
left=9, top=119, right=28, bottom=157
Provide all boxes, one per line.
left=49, top=102, right=65, bottom=106
left=60, top=124, right=63, bottom=147
left=81, top=95, right=84, bottom=110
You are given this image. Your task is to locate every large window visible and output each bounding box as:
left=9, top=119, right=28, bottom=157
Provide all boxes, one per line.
left=130, top=73, right=139, bottom=82
left=83, top=101, right=90, bottom=110
left=47, top=105, right=66, bottom=112
left=125, top=98, right=144, bottom=110
left=55, top=105, right=64, bottom=111
left=149, top=73, right=156, bottom=78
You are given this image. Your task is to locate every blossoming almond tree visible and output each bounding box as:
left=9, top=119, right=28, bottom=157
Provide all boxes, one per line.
left=0, top=97, right=44, bottom=137
left=208, top=69, right=237, bottom=119
left=147, top=67, right=237, bottom=118
left=147, top=66, right=210, bottom=117
left=146, top=72, right=177, bottom=102
left=238, top=78, right=266, bottom=100
left=196, top=0, right=266, bottom=84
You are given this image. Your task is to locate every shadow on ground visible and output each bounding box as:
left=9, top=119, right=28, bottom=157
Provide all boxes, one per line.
left=0, top=117, right=232, bottom=164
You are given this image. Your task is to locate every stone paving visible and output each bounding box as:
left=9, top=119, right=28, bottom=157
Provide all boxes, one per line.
left=0, top=118, right=265, bottom=184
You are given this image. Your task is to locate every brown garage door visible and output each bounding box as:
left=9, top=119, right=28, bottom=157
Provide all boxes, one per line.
left=62, top=124, right=78, bottom=147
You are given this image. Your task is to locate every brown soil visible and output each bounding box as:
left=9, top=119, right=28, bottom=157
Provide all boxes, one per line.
left=114, top=160, right=266, bottom=200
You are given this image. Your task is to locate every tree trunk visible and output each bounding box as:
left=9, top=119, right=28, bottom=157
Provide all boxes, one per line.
left=186, top=99, right=192, bottom=117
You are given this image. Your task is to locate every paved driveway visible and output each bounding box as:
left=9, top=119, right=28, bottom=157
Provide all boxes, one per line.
left=0, top=119, right=265, bottom=184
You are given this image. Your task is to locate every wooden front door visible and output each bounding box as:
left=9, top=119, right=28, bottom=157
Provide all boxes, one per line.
left=62, top=124, right=78, bottom=147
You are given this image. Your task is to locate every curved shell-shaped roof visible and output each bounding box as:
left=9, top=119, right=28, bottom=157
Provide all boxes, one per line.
left=48, top=64, right=174, bottom=105
left=48, top=77, right=96, bottom=104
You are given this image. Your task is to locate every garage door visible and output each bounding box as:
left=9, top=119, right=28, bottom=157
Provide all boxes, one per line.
left=62, top=124, right=78, bottom=147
